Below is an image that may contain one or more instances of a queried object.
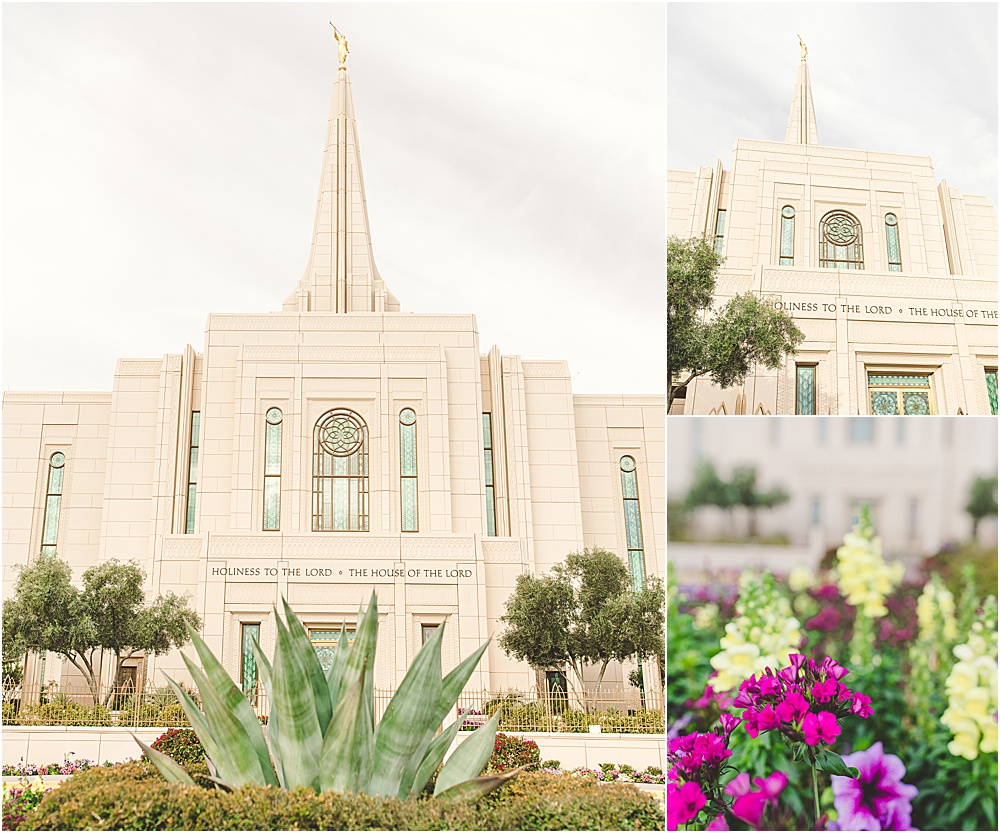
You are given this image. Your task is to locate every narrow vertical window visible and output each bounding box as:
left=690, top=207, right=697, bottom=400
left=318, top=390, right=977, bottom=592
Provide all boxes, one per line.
left=313, top=409, right=368, bottom=531
left=779, top=205, right=795, bottom=265
left=795, top=364, right=816, bottom=415
left=620, top=456, right=645, bottom=593
left=986, top=369, right=998, bottom=415
left=714, top=209, right=726, bottom=254
left=482, top=414, right=497, bottom=536
left=399, top=409, right=418, bottom=532
left=885, top=213, right=902, bottom=271
left=40, top=452, right=66, bottom=557
left=240, top=623, right=260, bottom=701
left=263, top=409, right=282, bottom=531
left=185, top=412, right=200, bottom=534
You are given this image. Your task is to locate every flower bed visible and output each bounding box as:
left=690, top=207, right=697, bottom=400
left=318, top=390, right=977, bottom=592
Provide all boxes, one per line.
left=667, top=509, right=998, bottom=831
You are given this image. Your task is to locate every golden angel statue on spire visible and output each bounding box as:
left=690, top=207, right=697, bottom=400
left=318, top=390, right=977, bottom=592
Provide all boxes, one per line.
left=797, top=34, right=808, bottom=62
left=330, top=22, right=349, bottom=69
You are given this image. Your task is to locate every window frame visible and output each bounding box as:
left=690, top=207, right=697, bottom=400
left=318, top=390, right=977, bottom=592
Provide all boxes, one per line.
left=399, top=408, right=418, bottom=533
left=779, top=205, right=795, bottom=266
left=263, top=408, right=282, bottom=531
left=819, top=210, right=864, bottom=270
left=619, top=455, right=646, bottom=593
left=40, top=451, right=67, bottom=557
left=884, top=213, right=902, bottom=272
left=794, top=363, right=817, bottom=415
left=312, top=409, right=370, bottom=532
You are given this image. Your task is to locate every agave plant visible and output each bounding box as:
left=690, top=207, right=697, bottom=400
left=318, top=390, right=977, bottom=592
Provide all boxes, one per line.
left=135, top=593, right=518, bottom=799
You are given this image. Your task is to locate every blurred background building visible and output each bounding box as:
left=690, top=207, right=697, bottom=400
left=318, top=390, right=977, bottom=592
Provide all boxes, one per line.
left=668, top=418, right=998, bottom=567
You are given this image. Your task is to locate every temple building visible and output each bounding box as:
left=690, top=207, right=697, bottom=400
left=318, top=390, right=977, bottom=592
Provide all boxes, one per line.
left=3, top=39, right=663, bottom=702
left=668, top=45, right=998, bottom=415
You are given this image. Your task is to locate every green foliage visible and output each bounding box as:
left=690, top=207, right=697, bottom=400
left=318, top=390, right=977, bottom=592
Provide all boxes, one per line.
left=665, top=568, right=717, bottom=717
left=486, top=733, right=541, bottom=773
left=923, top=544, right=999, bottom=603
left=6, top=701, right=112, bottom=726
left=3, top=779, right=53, bottom=830
left=667, top=235, right=804, bottom=407
left=1, top=556, right=200, bottom=707
left=499, top=549, right=664, bottom=707
left=142, top=594, right=512, bottom=802
left=965, top=475, right=998, bottom=538
left=684, top=461, right=788, bottom=538
left=14, top=763, right=662, bottom=831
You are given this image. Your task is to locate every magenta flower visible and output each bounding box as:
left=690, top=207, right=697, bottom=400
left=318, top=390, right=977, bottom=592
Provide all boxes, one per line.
left=724, top=770, right=788, bottom=829
left=776, top=689, right=809, bottom=723
left=667, top=780, right=706, bottom=830
left=831, top=742, right=918, bottom=830
left=802, top=711, right=841, bottom=745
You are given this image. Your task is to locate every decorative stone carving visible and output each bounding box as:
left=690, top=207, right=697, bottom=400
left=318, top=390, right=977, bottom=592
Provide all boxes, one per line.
left=481, top=540, right=522, bottom=563
left=161, top=538, right=202, bottom=560
left=118, top=360, right=163, bottom=376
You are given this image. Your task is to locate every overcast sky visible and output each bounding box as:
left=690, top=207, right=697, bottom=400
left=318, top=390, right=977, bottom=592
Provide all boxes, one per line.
left=3, top=3, right=664, bottom=395
left=668, top=2, right=998, bottom=208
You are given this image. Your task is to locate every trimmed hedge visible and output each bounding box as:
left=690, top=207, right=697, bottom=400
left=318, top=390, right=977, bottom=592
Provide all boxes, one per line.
left=12, top=761, right=663, bottom=830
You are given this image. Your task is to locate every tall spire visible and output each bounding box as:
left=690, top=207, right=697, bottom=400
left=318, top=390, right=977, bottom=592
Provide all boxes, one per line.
left=784, top=38, right=819, bottom=145
left=284, top=30, right=399, bottom=313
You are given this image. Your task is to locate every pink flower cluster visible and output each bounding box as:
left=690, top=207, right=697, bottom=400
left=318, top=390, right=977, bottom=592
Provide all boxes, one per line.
left=734, top=654, right=873, bottom=747
left=704, top=771, right=789, bottom=831
left=667, top=720, right=741, bottom=829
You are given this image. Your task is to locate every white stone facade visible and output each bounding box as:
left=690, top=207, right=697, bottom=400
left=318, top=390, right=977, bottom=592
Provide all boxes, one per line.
left=3, top=62, right=663, bottom=698
left=669, top=60, right=998, bottom=415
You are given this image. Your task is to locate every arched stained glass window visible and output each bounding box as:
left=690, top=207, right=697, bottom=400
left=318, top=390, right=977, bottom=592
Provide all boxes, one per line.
left=819, top=210, right=864, bottom=270
left=399, top=409, right=418, bottom=532
left=313, top=409, right=369, bottom=531
left=779, top=205, right=795, bottom=265
left=185, top=412, right=200, bottom=534
left=263, top=408, right=282, bottom=531
left=885, top=213, right=902, bottom=272
left=620, top=456, right=646, bottom=593
left=40, top=452, right=66, bottom=557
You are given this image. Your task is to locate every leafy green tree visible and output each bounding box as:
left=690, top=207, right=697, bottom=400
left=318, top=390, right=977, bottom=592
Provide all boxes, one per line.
left=498, top=549, right=663, bottom=711
left=667, top=236, right=804, bottom=409
left=965, top=475, right=998, bottom=540
left=2, top=556, right=200, bottom=705
left=685, top=460, right=737, bottom=533
left=730, top=465, right=789, bottom=537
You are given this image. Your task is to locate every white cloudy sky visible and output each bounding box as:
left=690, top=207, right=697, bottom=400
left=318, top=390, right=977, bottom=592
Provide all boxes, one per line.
left=3, top=3, right=664, bottom=394
left=668, top=2, right=998, bottom=208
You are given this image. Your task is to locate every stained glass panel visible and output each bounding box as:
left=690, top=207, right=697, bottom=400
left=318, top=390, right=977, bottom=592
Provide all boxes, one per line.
left=885, top=215, right=902, bottom=271
left=870, top=391, right=900, bottom=415
left=868, top=375, right=929, bottom=387
left=265, top=422, right=281, bottom=475
left=241, top=624, right=259, bottom=699
left=714, top=210, right=726, bottom=254
left=628, top=551, right=646, bottom=593
left=400, top=423, right=416, bottom=477
left=263, top=479, right=280, bottom=530
left=186, top=485, right=197, bottom=533
left=902, top=392, right=930, bottom=415
left=401, top=479, right=417, bottom=532
left=483, top=413, right=497, bottom=536
left=42, top=496, right=61, bottom=545
left=621, top=468, right=638, bottom=499
left=780, top=210, right=795, bottom=265
left=624, top=501, right=643, bottom=549
left=986, top=371, right=998, bottom=415
left=796, top=365, right=816, bottom=415
left=485, top=486, right=496, bottom=536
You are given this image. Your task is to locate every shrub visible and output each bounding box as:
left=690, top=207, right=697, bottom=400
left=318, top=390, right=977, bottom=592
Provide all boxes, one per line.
left=16, top=763, right=662, bottom=830
left=157, top=703, right=189, bottom=727
left=149, top=728, right=205, bottom=766
left=541, top=759, right=561, bottom=770
left=487, top=733, right=541, bottom=773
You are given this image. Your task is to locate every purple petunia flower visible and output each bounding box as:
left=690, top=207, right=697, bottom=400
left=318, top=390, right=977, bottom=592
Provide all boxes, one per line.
left=831, top=742, right=918, bottom=830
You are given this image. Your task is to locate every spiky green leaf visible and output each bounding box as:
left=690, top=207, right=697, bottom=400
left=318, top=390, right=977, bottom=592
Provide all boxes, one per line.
left=405, top=717, right=465, bottom=799
left=324, top=622, right=349, bottom=709
left=270, top=607, right=322, bottom=790
left=331, top=592, right=379, bottom=713
left=181, top=654, right=270, bottom=786
left=250, top=636, right=285, bottom=789
left=369, top=619, right=446, bottom=795
left=163, top=675, right=228, bottom=776
left=133, top=735, right=196, bottom=786
left=434, top=767, right=525, bottom=801
left=397, top=630, right=490, bottom=796
left=434, top=709, right=502, bottom=795
left=318, top=657, right=374, bottom=794
left=188, top=626, right=277, bottom=785
left=281, top=598, right=333, bottom=733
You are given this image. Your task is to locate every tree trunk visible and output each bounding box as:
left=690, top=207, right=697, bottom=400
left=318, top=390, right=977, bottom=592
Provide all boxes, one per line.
left=748, top=507, right=758, bottom=538
left=589, top=660, right=611, bottom=713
